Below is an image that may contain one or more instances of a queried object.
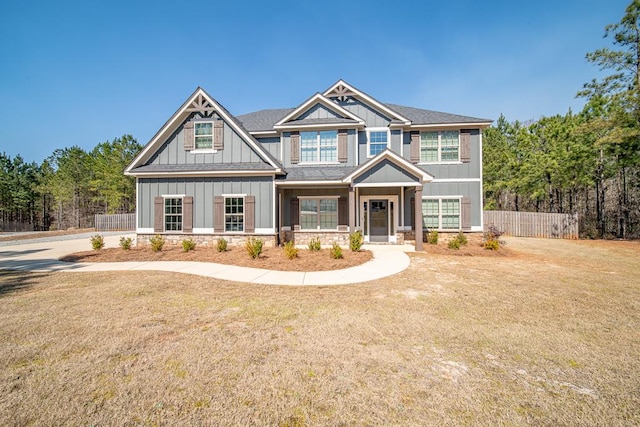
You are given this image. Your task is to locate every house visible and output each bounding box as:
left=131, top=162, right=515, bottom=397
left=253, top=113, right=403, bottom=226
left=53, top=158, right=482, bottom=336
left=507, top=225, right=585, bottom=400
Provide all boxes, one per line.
left=125, top=80, right=492, bottom=250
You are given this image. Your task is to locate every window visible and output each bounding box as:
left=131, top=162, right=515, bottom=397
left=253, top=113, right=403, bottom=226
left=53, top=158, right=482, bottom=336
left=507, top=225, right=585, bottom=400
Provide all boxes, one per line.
left=164, top=198, right=182, bottom=231
left=368, top=128, right=389, bottom=157
left=225, top=197, right=244, bottom=232
left=300, top=130, right=337, bottom=163
left=422, top=198, right=460, bottom=230
left=194, top=122, right=213, bottom=150
left=420, top=131, right=459, bottom=162
left=300, top=198, right=338, bottom=230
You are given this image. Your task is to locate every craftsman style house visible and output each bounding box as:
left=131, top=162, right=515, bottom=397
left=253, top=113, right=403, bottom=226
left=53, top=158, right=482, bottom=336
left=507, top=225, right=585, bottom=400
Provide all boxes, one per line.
left=125, top=80, right=492, bottom=250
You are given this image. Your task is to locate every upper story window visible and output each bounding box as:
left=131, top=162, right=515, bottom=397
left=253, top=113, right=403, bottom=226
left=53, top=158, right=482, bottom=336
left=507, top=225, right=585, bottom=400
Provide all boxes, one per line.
left=194, top=122, right=213, bottom=150
left=164, top=197, right=183, bottom=231
left=421, top=130, right=460, bottom=162
left=300, top=130, right=337, bottom=163
left=367, top=128, right=389, bottom=157
left=225, top=196, right=244, bottom=232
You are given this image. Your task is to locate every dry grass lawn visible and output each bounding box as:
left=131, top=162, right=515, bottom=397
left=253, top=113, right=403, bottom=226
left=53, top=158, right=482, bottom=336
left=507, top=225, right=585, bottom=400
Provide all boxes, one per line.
left=1, top=237, right=639, bottom=426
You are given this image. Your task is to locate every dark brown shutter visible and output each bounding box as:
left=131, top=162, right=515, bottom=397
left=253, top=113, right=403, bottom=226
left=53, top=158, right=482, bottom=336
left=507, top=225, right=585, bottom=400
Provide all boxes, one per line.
left=461, top=197, right=471, bottom=230
left=183, top=196, right=193, bottom=233
left=410, top=197, right=415, bottom=231
left=460, top=130, right=471, bottom=163
left=290, top=131, right=300, bottom=164
left=338, top=197, right=348, bottom=226
left=338, top=129, right=348, bottom=163
left=214, top=119, right=224, bottom=150
left=214, top=196, right=224, bottom=233
left=410, top=131, right=420, bottom=163
left=154, top=197, right=164, bottom=232
left=183, top=122, right=194, bottom=151
left=245, top=196, right=255, bottom=233
left=290, top=198, right=299, bottom=228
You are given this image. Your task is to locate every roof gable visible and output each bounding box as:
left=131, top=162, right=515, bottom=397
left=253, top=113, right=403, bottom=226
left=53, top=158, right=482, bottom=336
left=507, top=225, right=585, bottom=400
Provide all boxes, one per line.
left=343, top=149, right=433, bottom=185
left=274, top=93, right=364, bottom=128
left=126, top=88, right=282, bottom=174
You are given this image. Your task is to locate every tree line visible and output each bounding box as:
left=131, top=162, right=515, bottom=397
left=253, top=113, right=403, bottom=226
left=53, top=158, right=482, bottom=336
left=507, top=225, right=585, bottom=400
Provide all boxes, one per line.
left=483, top=0, right=640, bottom=238
left=0, top=135, right=141, bottom=231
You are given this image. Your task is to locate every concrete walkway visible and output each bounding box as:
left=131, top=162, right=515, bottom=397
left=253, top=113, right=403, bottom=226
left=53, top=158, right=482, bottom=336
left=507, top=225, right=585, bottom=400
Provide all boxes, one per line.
left=0, top=234, right=412, bottom=286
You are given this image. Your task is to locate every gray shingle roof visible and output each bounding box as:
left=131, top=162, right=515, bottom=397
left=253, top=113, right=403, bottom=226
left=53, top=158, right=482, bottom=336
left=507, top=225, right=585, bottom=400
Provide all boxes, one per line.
left=237, top=104, right=491, bottom=132
left=280, top=166, right=356, bottom=181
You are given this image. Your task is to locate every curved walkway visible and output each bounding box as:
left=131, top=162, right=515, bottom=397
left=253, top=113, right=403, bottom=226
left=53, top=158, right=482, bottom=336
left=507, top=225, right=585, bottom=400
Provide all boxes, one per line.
left=0, top=234, right=412, bottom=286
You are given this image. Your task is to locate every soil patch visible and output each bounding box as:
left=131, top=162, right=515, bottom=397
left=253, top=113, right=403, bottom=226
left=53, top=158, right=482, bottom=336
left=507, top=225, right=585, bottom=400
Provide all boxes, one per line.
left=422, top=233, right=515, bottom=256
left=60, top=245, right=373, bottom=272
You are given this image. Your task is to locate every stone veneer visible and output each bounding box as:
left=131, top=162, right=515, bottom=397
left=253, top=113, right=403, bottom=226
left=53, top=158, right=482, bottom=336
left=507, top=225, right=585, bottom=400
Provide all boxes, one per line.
left=136, top=234, right=278, bottom=247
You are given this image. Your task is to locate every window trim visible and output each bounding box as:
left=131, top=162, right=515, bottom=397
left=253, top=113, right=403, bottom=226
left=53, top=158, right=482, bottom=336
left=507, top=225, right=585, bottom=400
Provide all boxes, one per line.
left=191, top=120, right=217, bottom=153
left=298, top=130, right=339, bottom=164
left=223, top=194, right=245, bottom=233
left=163, top=195, right=184, bottom=232
left=421, top=196, right=462, bottom=231
left=298, top=196, right=340, bottom=231
left=366, top=127, right=390, bottom=158
left=419, top=130, right=461, bottom=164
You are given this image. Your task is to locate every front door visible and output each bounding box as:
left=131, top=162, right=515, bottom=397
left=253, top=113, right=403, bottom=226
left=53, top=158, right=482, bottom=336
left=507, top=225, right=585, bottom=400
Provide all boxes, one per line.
left=369, top=200, right=388, bottom=242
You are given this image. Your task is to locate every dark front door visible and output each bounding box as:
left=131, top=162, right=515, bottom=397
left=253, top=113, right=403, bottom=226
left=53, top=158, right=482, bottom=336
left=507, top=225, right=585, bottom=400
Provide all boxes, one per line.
left=370, top=200, right=388, bottom=242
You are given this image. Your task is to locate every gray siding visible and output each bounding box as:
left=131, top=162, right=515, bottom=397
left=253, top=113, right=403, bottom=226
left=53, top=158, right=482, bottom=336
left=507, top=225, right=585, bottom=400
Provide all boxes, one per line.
left=390, top=129, right=402, bottom=154
left=148, top=112, right=268, bottom=166
left=337, top=98, right=391, bottom=127
left=138, top=177, right=273, bottom=230
left=358, top=131, right=368, bottom=163
left=298, top=104, right=343, bottom=120
left=402, top=181, right=482, bottom=228
left=354, top=160, right=420, bottom=185
left=256, top=136, right=281, bottom=161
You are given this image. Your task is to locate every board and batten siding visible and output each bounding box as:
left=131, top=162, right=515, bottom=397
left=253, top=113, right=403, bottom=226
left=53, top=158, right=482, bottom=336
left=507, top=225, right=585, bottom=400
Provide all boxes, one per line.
left=147, top=113, right=267, bottom=166
left=256, top=137, right=281, bottom=161
left=282, top=130, right=357, bottom=167
left=336, top=98, right=391, bottom=127
left=297, top=104, right=343, bottom=120
left=137, top=177, right=273, bottom=231
left=402, top=129, right=482, bottom=180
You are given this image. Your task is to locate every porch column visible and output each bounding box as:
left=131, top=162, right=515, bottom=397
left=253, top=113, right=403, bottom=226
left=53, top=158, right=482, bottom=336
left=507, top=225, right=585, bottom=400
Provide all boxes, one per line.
left=414, top=185, right=423, bottom=251
left=348, top=186, right=356, bottom=232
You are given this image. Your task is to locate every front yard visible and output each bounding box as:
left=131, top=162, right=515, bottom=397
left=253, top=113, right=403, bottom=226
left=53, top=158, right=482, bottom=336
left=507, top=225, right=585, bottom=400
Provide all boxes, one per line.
left=1, top=237, right=638, bottom=425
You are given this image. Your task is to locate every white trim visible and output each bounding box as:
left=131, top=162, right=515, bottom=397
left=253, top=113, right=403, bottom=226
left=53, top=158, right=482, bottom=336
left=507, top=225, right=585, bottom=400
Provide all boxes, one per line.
left=297, top=195, right=340, bottom=200
left=420, top=196, right=463, bottom=231
left=192, top=228, right=214, bottom=234
left=419, top=130, right=461, bottom=163
left=135, top=178, right=140, bottom=230
left=479, top=130, right=485, bottom=231
left=250, top=130, right=279, bottom=136
left=431, top=178, right=482, bottom=183
left=343, top=149, right=434, bottom=184
left=137, top=227, right=154, bottom=234
left=471, top=225, right=483, bottom=232
left=193, top=120, right=214, bottom=150
left=254, top=228, right=276, bottom=234
left=161, top=194, right=186, bottom=198
left=274, top=93, right=365, bottom=126
left=189, top=149, right=218, bottom=154
left=323, top=80, right=411, bottom=124
left=275, top=180, right=346, bottom=186
left=359, top=195, right=399, bottom=242
left=410, top=122, right=492, bottom=129
left=353, top=182, right=419, bottom=188
left=419, top=161, right=463, bottom=165
left=366, top=127, right=390, bottom=158
left=221, top=193, right=247, bottom=197
left=126, top=170, right=279, bottom=178
left=274, top=122, right=362, bottom=130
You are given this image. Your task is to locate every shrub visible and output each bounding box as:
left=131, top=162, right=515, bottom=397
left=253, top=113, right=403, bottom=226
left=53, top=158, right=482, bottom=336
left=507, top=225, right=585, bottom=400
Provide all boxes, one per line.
left=427, top=230, right=438, bottom=245
left=216, top=238, right=228, bottom=252
left=349, top=230, right=364, bottom=252
left=245, top=237, right=264, bottom=259
left=182, top=238, right=196, bottom=252
left=456, top=231, right=468, bottom=245
left=90, top=234, right=104, bottom=250
left=330, top=243, right=343, bottom=259
left=308, top=237, right=321, bottom=251
left=448, top=231, right=468, bottom=250
left=283, top=240, right=298, bottom=260
left=119, top=236, right=133, bottom=250
left=448, top=238, right=461, bottom=250
left=483, top=224, right=504, bottom=250
left=149, top=234, right=165, bottom=252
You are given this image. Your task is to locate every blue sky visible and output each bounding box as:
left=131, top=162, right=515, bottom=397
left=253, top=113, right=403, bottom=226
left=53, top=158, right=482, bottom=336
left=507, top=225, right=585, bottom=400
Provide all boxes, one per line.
left=0, top=0, right=630, bottom=164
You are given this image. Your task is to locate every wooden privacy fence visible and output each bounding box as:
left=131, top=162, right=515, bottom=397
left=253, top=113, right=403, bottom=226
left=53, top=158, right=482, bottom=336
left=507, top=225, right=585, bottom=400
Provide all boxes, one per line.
left=483, top=211, right=579, bottom=239
left=95, top=213, right=136, bottom=231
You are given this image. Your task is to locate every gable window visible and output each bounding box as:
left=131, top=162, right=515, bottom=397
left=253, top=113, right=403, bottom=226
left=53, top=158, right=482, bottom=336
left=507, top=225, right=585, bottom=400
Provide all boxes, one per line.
left=164, top=197, right=183, bottom=231
left=300, top=198, right=338, bottom=230
left=422, top=198, right=460, bottom=230
left=225, top=197, right=244, bottom=232
left=420, top=131, right=460, bottom=162
left=368, top=128, right=389, bottom=157
left=300, top=131, right=337, bottom=163
left=194, top=122, right=213, bottom=150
